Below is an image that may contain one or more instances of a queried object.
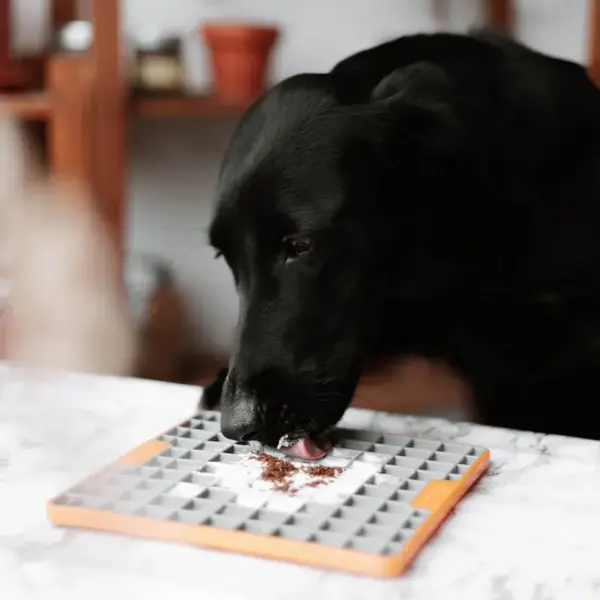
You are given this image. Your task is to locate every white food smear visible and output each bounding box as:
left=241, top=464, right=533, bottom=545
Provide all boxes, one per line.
left=277, top=435, right=296, bottom=450
left=201, top=452, right=386, bottom=513
left=170, top=482, right=205, bottom=498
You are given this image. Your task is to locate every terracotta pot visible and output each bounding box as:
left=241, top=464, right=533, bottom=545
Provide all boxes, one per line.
left=202, top=22, right=280, bottom=102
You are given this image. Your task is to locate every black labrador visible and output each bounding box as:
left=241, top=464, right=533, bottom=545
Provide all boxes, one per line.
left=203, top=29, right=600, bottom=455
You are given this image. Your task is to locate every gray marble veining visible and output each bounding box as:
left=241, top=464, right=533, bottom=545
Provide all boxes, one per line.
left=1, top=364, right=599, bottom=600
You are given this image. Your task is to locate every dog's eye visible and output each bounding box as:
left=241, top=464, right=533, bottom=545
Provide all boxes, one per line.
left=214, top=249, right=223, bottom=260
left=283, top=237, right=311, bottom=262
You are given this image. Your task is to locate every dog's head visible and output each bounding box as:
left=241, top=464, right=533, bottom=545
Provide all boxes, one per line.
left=210, top=66, right=462, bottom=456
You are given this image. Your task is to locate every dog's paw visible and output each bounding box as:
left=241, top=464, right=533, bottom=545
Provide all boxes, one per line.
left=199, top=367, right=229, bottom=410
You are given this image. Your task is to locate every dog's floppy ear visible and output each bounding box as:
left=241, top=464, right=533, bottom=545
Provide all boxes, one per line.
left=365, top=62, right=464, bottom=161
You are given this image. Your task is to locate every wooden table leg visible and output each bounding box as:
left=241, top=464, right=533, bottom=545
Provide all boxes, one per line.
left=89, top=0, right=126, bottom=257
left=485, top=0, right=514, bottom=31
left=46, top=54, right=93, bottom=188
left=588, top=0, right=600, bottom=86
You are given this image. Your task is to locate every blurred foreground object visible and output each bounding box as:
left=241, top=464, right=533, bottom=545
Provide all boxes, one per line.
left=0, top=117, right=136, bottom=375
left=125, top=254, right=186, bottom=382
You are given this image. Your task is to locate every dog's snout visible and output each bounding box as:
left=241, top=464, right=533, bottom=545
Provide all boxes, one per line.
left=221, top=392, right=259, bottom=442
left=220, top=374, right=260, bottom=442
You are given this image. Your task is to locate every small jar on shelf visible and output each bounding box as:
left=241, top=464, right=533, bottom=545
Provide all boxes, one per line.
left=133, top=29, right=184, bottom=95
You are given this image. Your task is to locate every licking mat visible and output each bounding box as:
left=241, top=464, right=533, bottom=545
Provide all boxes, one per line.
left=47, top=411, right=490, bottom=577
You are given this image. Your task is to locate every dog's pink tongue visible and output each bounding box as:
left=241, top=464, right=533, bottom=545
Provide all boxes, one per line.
left=280, top=437, right=329, bottom=461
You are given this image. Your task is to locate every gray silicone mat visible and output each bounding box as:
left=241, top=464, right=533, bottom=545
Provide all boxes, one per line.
left=50, top=410, right=488, bottom=559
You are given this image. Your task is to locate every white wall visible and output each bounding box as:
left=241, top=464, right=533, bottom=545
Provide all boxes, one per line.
left=14, top=0, right=591, bottom=354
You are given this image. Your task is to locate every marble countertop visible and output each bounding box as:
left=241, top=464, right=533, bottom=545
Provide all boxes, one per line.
left=1, top=365, right=600, bottom=600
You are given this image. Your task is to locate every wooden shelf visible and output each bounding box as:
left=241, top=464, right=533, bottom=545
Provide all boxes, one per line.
left=0, top=91, right=254, bottom=121
left=131, top=93, right=255, bottom=119
left=0, top=91, right=52, bottom=120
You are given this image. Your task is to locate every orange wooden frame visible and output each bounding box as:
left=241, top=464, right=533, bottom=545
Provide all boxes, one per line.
left=52, top=0, right=78, bottom=27
left=88, top=0, right=126, bottom=253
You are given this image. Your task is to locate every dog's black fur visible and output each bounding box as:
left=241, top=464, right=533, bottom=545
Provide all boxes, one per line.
left=203, top=30, right=600, bottom=443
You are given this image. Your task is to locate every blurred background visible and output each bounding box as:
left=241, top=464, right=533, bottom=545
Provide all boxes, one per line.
left=1, top=0, right=599, bottom=417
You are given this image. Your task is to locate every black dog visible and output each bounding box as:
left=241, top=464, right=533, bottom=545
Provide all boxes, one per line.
left=203, top=29, right=600, bottom=451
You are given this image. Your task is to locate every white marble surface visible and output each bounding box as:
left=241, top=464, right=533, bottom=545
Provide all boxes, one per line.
left=1, top=364, right=600, bottom=600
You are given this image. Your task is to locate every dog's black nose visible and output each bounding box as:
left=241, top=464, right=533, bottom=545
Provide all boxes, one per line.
left=220, top=389, right=260, bottom=442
